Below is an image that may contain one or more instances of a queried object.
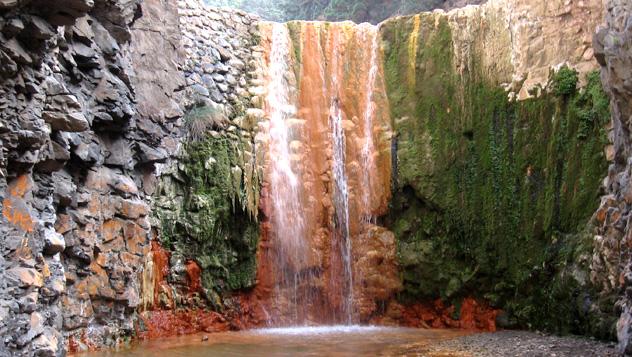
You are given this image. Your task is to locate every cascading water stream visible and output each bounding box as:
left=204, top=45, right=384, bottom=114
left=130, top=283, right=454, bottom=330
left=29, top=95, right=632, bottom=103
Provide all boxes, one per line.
left=360, top=26, right=380, bottom=224
left=328, top=29, right=354, bottom=324
left=329, top=98, right=354, bottom=324
left=264, top=23, right=308, bottom=325
left=257, top=21, right=393, bottom=327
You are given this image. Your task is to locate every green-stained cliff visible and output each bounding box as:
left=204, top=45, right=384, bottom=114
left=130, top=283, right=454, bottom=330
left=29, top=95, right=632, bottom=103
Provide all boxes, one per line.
left=381, top=14, right=615, bottom=337
left=154, top=105, right=261, bottom=306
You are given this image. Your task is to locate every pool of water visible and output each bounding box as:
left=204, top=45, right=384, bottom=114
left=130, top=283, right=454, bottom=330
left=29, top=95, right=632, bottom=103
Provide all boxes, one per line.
left=78, top=326, right=470, bottom=356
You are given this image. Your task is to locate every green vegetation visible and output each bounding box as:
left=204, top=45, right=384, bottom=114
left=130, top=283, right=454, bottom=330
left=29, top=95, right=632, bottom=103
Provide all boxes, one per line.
left=552, top=66, right=579, bottom=97
left=381, top=14, right=615, bottom=338
left=156, top=106, right=261, bottom=307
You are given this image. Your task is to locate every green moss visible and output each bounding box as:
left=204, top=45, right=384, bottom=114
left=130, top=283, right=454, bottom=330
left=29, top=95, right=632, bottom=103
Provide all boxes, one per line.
left=381, top=15, right=614, bottom=338
left=286, top=21, right=303, bottom=88
left=156, top=111, right=261, bottom=306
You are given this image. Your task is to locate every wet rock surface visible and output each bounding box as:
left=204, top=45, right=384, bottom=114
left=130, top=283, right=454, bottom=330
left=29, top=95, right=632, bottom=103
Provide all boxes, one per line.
left=142, top=0, right=264, bottom=323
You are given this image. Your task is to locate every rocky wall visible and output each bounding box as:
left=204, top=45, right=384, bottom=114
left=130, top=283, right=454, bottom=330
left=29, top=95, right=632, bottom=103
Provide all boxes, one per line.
left=380, top=0, right=616, bottom=339
left=0, top=0, right=263, bottom=353
left=141, top=0, right=264, bottom=329
left=0, top=0, right=168, bottom=354
left=0, top=0, right=629, bottom=354
left=592, top=0, right=632, bottom=353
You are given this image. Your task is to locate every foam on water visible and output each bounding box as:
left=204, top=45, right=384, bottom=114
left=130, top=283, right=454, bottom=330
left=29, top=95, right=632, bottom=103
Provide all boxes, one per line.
left=253, top=325, right=391, bottom=336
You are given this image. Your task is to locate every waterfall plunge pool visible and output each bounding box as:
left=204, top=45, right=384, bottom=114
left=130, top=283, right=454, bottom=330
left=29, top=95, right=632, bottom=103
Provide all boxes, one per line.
left=77, top=326, right=471, bottom=356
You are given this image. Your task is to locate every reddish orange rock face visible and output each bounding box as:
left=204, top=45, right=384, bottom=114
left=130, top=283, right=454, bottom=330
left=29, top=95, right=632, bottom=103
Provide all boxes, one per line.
left=3, top=175, right=35, bottom=233
left=185, top=260, right=202, bottom=294
left=137, top=310, right=230, bottom=340
left=373, top=298, right=499, bottom=332
left=149, top=241, right=172, bottom=310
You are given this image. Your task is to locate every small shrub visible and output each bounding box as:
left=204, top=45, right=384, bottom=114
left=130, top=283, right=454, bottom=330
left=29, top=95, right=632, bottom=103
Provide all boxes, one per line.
left=552, top=66, right=579, bottom=97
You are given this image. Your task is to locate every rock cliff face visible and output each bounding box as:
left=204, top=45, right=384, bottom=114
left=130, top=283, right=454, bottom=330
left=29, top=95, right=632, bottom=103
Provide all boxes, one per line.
left=0, top=0, right=154, bottom=354
left=0, top=0, right=629, bottom=354
left=592, top=0, right=632, bottom=353
left=140, top=0, right=264, bottom=333
left=380, top=0, right=613, bottom=337
left=0, top=0, right=264, bottom=353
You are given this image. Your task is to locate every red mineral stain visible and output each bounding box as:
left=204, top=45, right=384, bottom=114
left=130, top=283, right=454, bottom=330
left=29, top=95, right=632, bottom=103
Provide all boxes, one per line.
left=373, top=298, right=499, bottom=332
left=137, top=310, right=230, bottom=340
left=185, top=259, right=202, bottom=294
left=151, top=241, right=172, bottom=309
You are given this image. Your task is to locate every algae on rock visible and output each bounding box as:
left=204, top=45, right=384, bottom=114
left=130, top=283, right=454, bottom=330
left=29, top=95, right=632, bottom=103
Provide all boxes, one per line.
left=381, top=13, right=615, bottom=337
left=154, top=105, right=261, bottom=306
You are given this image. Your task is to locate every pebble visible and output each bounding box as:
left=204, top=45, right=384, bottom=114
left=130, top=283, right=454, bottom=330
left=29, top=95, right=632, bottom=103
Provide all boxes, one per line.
left=427, top=331, right=619, bottom=357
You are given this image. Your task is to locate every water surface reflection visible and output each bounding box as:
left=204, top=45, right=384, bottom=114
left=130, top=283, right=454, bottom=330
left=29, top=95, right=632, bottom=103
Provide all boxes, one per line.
left=78, top=326, right=471, bottom=357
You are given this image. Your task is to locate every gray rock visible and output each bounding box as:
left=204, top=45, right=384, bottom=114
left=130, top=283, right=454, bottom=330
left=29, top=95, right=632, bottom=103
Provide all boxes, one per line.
left=73, top=141, right=104, bottom=164
left=225, top=74, right=237, bottom=86
left=43, top=76, right=69, bottom=96
left=104, top=138, right=133, bottom=168
left=217, top=83, right=228, bottom=93
left=92, top=20, right=119, bottom=56
left=0, top=50, right=18, bottom=77
left=137, top=142, right=168, bottom=164
left=72, top=16, right=95, bottom=44
left=1, top=37, right=32, bottom=64
left=191, top=83, right=210, bottom=97
left=212, top=73, right=225, bottom=82
left=40, top=0, right=95, bottom=26
left=26, top=16, right=56, bottom=40
left=51, top=171, right=75, bottom=207
left=72, top=41, right=98, bottom=67
left=3, top=18, right=25, bottom=37
left=35, top=140, right=70, bottom=173
left=202, top=63, right=214, bottom=73
left=42, top=111, right=89, bottom=132
left=43, top=228, right=66, bottom=255
left=0, top=0, right=17, bottom=9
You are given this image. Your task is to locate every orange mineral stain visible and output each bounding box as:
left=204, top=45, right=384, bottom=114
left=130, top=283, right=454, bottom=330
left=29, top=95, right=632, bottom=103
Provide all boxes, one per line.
left=2, top=175, right=35, bottom=233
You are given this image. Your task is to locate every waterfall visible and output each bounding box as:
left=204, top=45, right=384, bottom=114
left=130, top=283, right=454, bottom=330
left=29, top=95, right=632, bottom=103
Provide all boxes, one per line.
left=329, top=98, right=354, bottom=324
left=327, top=28, right=354, bottom=324
left=264, top=23, right=308, bottom=325
left=257, top=21, right=393, bottom=327
left=360, top=25, right=380, bottom=223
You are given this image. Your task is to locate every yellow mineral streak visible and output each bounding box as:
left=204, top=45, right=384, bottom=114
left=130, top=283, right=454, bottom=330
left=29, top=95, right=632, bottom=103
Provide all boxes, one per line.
left=407, top=14, right=421, bottom=88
